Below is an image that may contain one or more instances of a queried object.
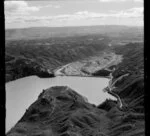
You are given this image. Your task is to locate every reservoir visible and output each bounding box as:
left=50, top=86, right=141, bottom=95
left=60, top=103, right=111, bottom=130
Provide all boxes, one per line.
left=6, top=76, right=116, bottom=132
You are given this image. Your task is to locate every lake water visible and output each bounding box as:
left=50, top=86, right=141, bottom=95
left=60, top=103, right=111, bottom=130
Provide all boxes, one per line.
left=6, top=76, right=116, bottom=132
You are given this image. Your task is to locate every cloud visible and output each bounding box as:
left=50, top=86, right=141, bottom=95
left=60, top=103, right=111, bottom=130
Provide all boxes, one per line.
left=6, top=7, right=143, bottom=24
left=99, top=0, right=126, bottom=2
left=5, top=1, right=39, bottom=16
left=119, top=7, right=143, bottom=18
left=4, top=0, right=61, bottom=21
left=134, top=0, right=143, bottom=2
left=38, top=4, right=61, bottom=9
left=99, top=0, right=143, bottom=2
left=5, top=2, right=143, bottom=27
left=71, top=7, right=143, bottom=19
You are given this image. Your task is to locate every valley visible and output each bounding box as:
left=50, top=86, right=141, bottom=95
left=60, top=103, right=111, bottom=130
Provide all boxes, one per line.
left=5, top=25, right=144, bottom=136
left=5, top=35, right=110, bottom=82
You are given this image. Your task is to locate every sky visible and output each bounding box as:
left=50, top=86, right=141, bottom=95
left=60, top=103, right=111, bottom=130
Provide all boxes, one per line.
left=4, top=0, right=144, bottom=29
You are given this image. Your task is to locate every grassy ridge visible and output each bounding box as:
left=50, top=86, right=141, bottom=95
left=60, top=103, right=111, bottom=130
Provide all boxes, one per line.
left=106, top=43, right=144, bottom=136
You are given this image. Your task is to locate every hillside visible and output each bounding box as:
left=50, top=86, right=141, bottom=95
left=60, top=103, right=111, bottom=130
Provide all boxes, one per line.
left=107, top=42, right=144, bottom=136
left=6, top=42, right=144, bottom=136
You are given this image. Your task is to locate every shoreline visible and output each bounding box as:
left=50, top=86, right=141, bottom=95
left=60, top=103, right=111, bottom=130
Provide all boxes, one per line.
left=54, top=60, right=123, bottom=109
left=6, top=51, right=123, bottom=109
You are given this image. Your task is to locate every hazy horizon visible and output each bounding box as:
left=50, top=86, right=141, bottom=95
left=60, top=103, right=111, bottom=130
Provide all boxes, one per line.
left=5, top=24, right=143, bottom=30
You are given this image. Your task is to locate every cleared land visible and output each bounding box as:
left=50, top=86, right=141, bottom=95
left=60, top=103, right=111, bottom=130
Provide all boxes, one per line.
left=55, top=51, right=122, bottom=76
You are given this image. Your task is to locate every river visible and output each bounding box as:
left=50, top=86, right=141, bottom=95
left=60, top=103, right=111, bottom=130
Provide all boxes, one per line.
left=6, top=75, right=117, bottom=132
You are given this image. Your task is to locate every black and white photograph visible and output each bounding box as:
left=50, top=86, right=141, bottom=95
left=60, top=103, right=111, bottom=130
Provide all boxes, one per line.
left=5, top=0, right=144, bottom=135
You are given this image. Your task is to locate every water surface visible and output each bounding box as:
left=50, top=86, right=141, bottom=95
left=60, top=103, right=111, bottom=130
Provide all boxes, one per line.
left=6, top=76, right=116, bottom=132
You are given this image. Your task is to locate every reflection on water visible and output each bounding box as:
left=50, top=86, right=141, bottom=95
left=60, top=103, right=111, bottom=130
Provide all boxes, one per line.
left=6, top=76, right=116, bottom=132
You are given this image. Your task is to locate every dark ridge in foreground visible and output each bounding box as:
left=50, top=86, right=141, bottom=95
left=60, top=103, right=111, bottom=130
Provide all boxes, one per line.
left=7, top=86, right=111, bottom=136
left=104, top=42, right=144, bottom=136
left=7, top=77, right=144, bottom=136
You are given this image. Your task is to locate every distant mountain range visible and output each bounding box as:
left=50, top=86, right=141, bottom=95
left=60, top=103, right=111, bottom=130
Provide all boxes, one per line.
left=5, top=25, right=143, bottom=40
